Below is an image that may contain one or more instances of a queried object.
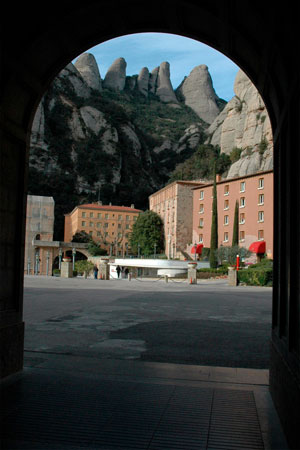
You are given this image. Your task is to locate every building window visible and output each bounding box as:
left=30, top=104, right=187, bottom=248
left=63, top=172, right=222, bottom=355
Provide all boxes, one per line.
left=258, top=178, right=264, bottom=189
left=199, top=204, right=204, bottom=213
left=239, top=213, right=245, bottom=224
left=224, top=215, right=229, bottom=225
left=200, top=190, right=204, bottom=200
left=82, top=212, right=86, bottom=218
left=240, top=181, right=246, bottom=192
left=258, top=194, right=264, bottom=205
left=224, top=185, right=229, bottom=195
left=133, top=216, right=137, bottom=221
left=118, top=215, right=122, bottom=220
left=89, top=222, right=93, bottom=227
left=240, top=197, right=246, bottom=208
left=90, top=212, right=94, bottom=218
left=97, top=231, right=101, bottom=236
left=89, top=231, right=93, bottom=236
left=126, top=224, right=130, bottom=229
left=224, top=199, right=229, bottom=210
left=105, top=214, right=109, bottom=219
left=97, top=222, right=101, bottom=228
left=199, top=234, right=203, bottom=243
left=258, top=230, right=264, bottom=240
left=239, top=230, right=245, bottom=242
left=258, top=211, right=264, bottom=222
left=126, top=215, right=130, bottom=221
left=97, top=213, right=102, bottom=219
left=199, top=218, right=204, bottom=228
left=104, top=223, right=108, bottom=228
left=224, top=232, right=229, bottom=242
left=81, top=221, right=86, bottom=226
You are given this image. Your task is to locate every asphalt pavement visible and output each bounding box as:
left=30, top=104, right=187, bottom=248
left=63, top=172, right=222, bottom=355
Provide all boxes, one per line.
left=23, top=275, right=272, bottom=369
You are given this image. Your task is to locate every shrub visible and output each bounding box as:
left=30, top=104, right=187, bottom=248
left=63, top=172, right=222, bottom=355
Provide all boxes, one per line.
left=53, top=269, right=60, bottom=276
left=238, top=267, right=273, bottom=286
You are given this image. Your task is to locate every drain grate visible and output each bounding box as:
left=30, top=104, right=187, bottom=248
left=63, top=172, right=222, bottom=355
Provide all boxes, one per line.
left=1, top=372, right=264, bottom=449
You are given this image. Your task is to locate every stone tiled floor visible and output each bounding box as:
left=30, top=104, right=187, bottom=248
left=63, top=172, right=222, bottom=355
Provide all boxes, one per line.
left=1, top=353, right=289, bottom=449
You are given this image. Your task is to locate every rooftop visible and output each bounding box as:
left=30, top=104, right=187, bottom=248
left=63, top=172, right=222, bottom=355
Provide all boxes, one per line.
left=66, top=203, right=142, bottom=216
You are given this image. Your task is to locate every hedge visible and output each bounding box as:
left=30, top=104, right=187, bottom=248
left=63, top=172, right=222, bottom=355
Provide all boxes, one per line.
left=237, top=268, right=273, bottom=286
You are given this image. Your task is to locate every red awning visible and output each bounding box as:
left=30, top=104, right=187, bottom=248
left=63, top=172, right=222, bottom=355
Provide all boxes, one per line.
left=249, top=241, right=266, bottom=254
left=191, top=244, right=203, bottom=254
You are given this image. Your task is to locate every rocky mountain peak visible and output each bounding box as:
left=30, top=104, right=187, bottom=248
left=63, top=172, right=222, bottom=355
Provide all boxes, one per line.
left=103, top=57, right=127, bottom=90
left=74, top=53, right=102, bottom=91
left=155, top=61, right=178, bottom=104
left=176, top=64, right=221, bottom=124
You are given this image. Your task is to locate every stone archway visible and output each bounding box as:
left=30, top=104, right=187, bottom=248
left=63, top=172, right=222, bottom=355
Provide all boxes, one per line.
left=0, top=3, right=299, bottom=447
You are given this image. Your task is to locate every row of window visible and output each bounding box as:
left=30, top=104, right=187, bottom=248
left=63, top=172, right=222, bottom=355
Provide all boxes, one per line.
left=82, top=230, right=130, bottom=239
left=81, top=212, right=136, bottom=221
left=199, top=211, right=264, bottom=228
left=199, top=194, right=265, bottom=213
left=199, top=177, right=265, bottom=200
left=198, top=229, right=264, bottom=244
left=81, top=221, right=131, bottom=229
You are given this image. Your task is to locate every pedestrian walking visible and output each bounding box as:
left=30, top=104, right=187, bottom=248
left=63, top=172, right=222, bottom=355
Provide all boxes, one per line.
left=116, top=265, right=121, bottom=278
left=93, top=265, right=98, bottom=279
left=124, top=267, right=129, bottom=279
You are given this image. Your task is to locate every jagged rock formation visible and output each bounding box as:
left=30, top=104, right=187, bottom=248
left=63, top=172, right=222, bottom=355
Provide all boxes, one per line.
left=74, top=53, right=102, bottom=91
left=103, top=57, right=127, bottom=90
left=206, top=69, right=273, bottom=178
left=155, top=62, right=178, bottom=104
left=137, top=67, right=149, bottom=96
left=176, top=65, right=221, bottom=124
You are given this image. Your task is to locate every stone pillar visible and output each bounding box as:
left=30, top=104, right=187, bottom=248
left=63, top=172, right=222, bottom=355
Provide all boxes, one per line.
left=98, top=259, right=110, bottom=280
left=61, top=261, right=73, bottom=278
left=228, top=267, right=237, bottom=286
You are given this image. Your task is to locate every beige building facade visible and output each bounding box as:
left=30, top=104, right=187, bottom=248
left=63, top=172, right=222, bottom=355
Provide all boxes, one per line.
left=192, top=170, right=274, bottom=259
left=149, top=181, right=205, bottom=259
left=64, top=202, right=142, bottom=256
left=25, top=195, right=55, bottom=275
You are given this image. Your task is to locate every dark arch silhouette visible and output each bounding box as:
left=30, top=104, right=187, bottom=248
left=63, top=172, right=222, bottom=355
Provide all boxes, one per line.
left=0, top=3, right=299, bottom=448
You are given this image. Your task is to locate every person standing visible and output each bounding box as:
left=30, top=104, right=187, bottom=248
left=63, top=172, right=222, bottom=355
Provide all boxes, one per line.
left=116, top=265, right=121, bottom=278
left=93, top=265, right=98, bottom=279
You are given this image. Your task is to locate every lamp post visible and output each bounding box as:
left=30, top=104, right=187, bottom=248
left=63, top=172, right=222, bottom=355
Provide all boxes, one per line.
left=59, top=248, right=63, bottom=270
left=35, top=250, right=39, bottom=275
left=138, top=243, right=140, bottom=258
left=168, top=234, right=171, bottom=260
left=72, top=247, right=76, bottom=271
left=194, top=243, right=197, bottom=261
left=46, top=251, right=50, bottom=276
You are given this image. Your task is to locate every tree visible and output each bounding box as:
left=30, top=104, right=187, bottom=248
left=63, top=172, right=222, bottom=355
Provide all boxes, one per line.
left=87, top=240, right=107, bottom=256
left=232, top=200, right=239, bottom=246
left=129, top=210, right=164, bottom=256
left=209, top=165, right=218, bottom=268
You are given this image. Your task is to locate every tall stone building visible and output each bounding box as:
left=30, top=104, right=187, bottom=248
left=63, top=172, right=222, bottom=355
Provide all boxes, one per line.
left=149, top=181, right=205, bottom=259
left=25, top=195, right=55, bottom=275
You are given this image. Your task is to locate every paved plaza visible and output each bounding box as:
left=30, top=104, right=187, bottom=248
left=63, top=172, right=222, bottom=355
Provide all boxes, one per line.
left=1, top=276, right=289, bottom=450
left=23, top=275, right=272, bottom=369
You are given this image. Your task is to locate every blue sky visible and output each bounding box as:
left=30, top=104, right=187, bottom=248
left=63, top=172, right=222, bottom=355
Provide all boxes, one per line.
left=79, top=33, right=239, bottom=101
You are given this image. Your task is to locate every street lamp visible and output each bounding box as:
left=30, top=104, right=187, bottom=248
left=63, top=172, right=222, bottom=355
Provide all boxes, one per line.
left=59, top=248, right=63, bottom=270
left=46, top=251, right=50, bottom=276
left=138, top=243, right=140, bottom=258
left=168, top=234, right=171, bottom=260
left=194, top=243, right=197, bottom=261
left=72, top=247, right=76, bottom=271
left=27, top=257, right=31, bottom=275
